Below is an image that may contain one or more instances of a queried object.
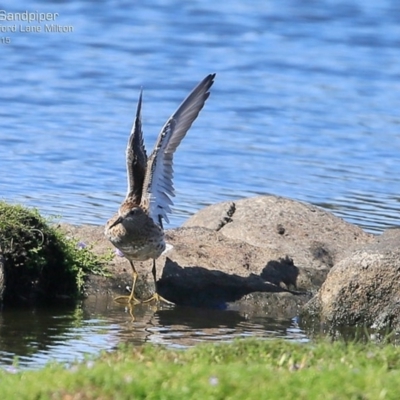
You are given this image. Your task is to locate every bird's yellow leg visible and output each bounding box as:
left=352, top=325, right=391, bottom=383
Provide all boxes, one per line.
left=142, top=292, right=174, bottom=305
left=114, top=261, right=142, bottom=304
left=142, top=260, right=174, bottom=305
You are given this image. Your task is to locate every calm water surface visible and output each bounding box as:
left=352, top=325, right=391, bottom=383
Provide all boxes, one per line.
left=0, top=298, right=307, bottom=370
left=1, top=0, right=399, bottom=369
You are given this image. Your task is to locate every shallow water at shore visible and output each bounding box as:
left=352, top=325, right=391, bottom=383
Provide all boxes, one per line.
left=0, top=297, right=308, bottom=370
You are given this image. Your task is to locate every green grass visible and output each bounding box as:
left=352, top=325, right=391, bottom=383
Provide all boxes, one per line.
left=1, top=339, right=400, bottom=399
left=0, top=201, right=110, bottom=303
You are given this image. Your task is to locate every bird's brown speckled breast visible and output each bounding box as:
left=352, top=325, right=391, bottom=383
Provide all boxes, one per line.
left=105, top=218, right=166, bottom=261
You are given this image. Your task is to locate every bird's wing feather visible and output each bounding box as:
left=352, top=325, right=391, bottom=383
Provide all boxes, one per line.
left=125, top=89, right=148, bottom=203
left=141, top=73, right=215, bottom=225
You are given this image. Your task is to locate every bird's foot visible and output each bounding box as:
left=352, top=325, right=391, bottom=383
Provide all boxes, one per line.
left=142, top=292, right=174, bottom=305
left=114, top=294, right=141, bottom=305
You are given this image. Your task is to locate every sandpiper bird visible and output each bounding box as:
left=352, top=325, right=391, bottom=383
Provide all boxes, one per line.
left=105, top=74, right=215, bottom=304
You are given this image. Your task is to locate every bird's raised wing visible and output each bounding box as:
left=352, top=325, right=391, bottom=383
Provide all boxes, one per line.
left=125, top=89, right=148, bottom=204
left=141, top=73, right=215, bottom=226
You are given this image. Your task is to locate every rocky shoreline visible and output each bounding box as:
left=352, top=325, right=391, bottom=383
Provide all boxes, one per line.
left=58, top=195, right=400, bottom=330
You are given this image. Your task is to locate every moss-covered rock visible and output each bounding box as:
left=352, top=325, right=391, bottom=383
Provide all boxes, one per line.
left=0, top=202, right=109, bottom=305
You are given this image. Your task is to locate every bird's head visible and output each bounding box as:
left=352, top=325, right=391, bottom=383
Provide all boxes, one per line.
left=108, top=204, right=148, bottom=230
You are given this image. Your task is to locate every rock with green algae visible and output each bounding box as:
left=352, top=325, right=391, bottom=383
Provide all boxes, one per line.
left=0, top=201, right=108, bottom=305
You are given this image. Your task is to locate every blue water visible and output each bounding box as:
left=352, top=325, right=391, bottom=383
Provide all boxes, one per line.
left=0, top=0, right=399, bottom=370
left=1, top=0, right=399, bottom=233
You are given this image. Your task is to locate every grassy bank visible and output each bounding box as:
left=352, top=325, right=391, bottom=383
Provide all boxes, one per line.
left=1, top=338, right=400, bottom=399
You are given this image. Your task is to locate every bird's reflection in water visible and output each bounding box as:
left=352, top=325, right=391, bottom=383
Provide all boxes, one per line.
left=106, top=299, right=298, bottom=348
left=0, top=295, right=306, bottom=370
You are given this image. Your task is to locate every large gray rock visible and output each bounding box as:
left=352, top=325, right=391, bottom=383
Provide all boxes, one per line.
left=66, top=222, right=313, bottom=318
left=184, top=196, right=373, bottom=292
left=157, top=226, right=310, bottom=314
left=303, top=228, right=400, bottom=330
left=62, top=196, right=374, bottom=319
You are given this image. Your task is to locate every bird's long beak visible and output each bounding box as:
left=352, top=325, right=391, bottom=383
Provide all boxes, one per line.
left=109, top=216, right=123, bottom=229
